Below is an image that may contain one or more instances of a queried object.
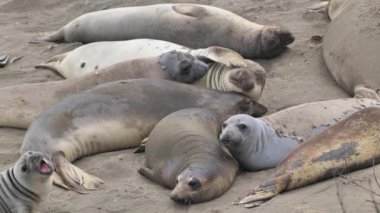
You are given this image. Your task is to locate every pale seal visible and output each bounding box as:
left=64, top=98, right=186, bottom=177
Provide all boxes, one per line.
left=237, top=107, right=380, bottom=208
left=0, top=51, right=265, bottom=129
left=219, top=98, right=380, bottom=171
left=0, top=151, right=53, bottom=213
left=323, top=0, right=380, bottom=100
left=139, top=108, right=238, bottom=204
left=20, top=79, right=267, bottom=193
left=40, top=4, right=295, bottom=59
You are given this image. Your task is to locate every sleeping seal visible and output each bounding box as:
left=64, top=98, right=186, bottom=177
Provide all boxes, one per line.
left=0, top=51, right=265, bottom=129
left=21, top=79, right=267, bottom=194
left=323, top=0, right=380, bottom=100
left=40, top=4, right=294, bottom=59
left=237, top=107, right=380, bottom=208
left=139, top=108, right=238, bottom=204
left=219, top=98, right=380, bottom=171
left=0, top=151, right=53, bottom=213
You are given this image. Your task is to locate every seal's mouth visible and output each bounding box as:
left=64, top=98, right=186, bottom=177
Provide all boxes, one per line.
left=39, top=159, right=52, bottom=175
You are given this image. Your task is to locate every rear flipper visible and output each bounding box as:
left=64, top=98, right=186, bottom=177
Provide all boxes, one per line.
left=35, top=53, right=68, bottom=75
left=354, top=86, right=380, bottom=101
left=53, top=153, right=104, bottom=194
left=237, top=174, right=290, bottom=208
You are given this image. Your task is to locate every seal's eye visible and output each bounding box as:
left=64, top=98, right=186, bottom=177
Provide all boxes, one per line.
left=188, top=177, right=201, bottom=189
left=222, top=123, right=227, bottom=129
left=21, top=165, right=28, bottom=172
left=238, top=124, right=247, bottom=130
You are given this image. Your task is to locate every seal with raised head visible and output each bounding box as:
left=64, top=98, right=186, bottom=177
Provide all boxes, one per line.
left=40, top=4, right=295, bottom=59
left=219, top=98, right=380, bottom=171
left=237, top=107, right=380, bottom=208
left=0, top=151, right=53, bottom=213
left=323, top=0, right=380, bottom=100
left=139, top=108, right=238, bottom=204
left=0, top=51, right=265, bottom=129
left=20, top=79, right=267, bottom=194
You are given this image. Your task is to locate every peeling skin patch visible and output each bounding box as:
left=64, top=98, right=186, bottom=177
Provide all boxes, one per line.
left=312, top=141, right=358, bottom=162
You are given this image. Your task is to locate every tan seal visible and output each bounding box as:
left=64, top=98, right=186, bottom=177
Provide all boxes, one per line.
left=40, top=4, right=294, bottom=59
left=21, top=79, right=267, bottom=193
left=237, top=107, right=380, bottom=208
left=139, top=108, right=238, bottom=204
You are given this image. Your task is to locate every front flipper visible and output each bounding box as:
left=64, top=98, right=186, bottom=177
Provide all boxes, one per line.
left=237, top=174, right=290, bottom=208
left=53, top=153, right=104, bottom=194
left=138, top=167, right=159, bottom=183
left=354, top=86, right=380, bottom=101
left=172, top=4, right=209, bottom=18
left=192, top=46, right=247, bottom=68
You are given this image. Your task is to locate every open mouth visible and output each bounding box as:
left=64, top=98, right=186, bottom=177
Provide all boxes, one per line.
left=39, top=159, right=52, bottom=175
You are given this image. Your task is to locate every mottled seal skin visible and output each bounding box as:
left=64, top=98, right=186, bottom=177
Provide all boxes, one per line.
left=323, top=0, right=380, bottom=100
left=139, top=108, right=238, bottom=204
left=20, top=79, right=267, bottom=194
left=41, top=4, right=294, bottom=59
left=238, top=107, right=380, bottom=208
left=219, top=98, right=380, bottom=171
left=0, top=151, right=53, bottom=213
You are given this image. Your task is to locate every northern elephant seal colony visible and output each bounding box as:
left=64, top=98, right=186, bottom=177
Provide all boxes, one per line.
left=40, top=4, right=295, bottom=59
left=20, top=79, right=267, bottom=193
left=219, top=98, right=380, bottom=171
left=139, top=108, right=238, bottom=204
left=0, top=51, right=265, bottom=129
left=0, top=151, right=53, bottom=213
left=237, top=107, right=380, bottom=208
left=323, top=0, right=380, bottom=100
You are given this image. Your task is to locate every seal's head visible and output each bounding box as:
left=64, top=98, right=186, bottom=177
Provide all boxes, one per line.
left=14, top=151, right=54, bottom=197
left=227, top=61, right=266, bottom=101
left=160, top=51, right=209, bottom=83
left=170, top=166, right=227, bottom=204
left=219, top=114, right=263, bottom=149
left=260, top=26, right=295, bottom=59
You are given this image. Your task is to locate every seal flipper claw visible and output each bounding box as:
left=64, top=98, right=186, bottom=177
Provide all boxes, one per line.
left=54, top=153, right=104, bottom=193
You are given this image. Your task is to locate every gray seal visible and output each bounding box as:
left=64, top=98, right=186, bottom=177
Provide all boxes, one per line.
left=139, top=108, right=238, bottom=204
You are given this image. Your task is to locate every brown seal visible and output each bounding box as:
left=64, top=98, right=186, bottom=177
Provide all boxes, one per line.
left=237, top=107, right=380, bottom=208
left=40, top=4, right=294, bottom=59
left=20, top=79, right=267, bottom=194
left=139, top=108, right=238, bottom=204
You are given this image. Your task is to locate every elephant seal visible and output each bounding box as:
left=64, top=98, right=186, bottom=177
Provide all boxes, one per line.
left=21, top=79, right=267, bottom=193
left=237, top=107, right=380, bottom=208
left=139, top=108, right=238, bottom=204
left=0, top=51, right=265, bottom=129
left=219, top=98, right=380, bottom=171
left=40, top=4, right=295, bottom=59
left=0, top=151, right=53, bottom=213
left=323, top=0, right=380, bottom=100
left=36, top=39, right=247, bottom=79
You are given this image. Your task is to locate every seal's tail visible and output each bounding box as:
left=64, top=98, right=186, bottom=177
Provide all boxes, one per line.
left=53, top=152, right=104, bottom=194
left=35, top=53, right=67, bottom=76
left=237, top=174, right=289, bottom=208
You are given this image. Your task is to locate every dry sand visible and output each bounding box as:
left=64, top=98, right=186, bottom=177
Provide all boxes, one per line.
left=0, top=0, right=379, bottom=212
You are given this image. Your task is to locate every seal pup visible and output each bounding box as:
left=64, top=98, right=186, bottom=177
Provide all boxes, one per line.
left=0, top=51, right=265, bottom=129
left=323, top=0, right=380, bottom=100
left=0, top=151, right=53, bottom=213
left=139, top=108, right=238, bottom=204
left=40, top=4, right=295, bottom=59
left=219, top=98, right=380, bottom=171
left=21, top=79, right=267, bottom=194
left=36, top=39, right=248, bottom=79
left=237, top=107, right=380, bottom=208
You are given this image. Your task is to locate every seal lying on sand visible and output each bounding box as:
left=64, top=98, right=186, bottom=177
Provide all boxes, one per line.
left=0, top=151, right=53, bottom=213
left=219, top=98, right=380, bottom=171
left=139, top=108, right=238, bottom=204
left=237, top=107, right=380, bottom=208
left=37, top=39, right=247, bottom=79
left=323, top=0, right=380, bottom=100
left=0, top=51, right=265, bottom=129
left=40, top=4, right=295, bottom=59
left=21, top=79, right=267, bottom=194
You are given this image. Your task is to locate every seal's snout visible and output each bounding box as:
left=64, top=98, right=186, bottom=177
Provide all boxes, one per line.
left=220, top=133, right=230, bottom=145
left=280, top=30, right=295, bottom=45
left=229, top=69, right=255, bottom=92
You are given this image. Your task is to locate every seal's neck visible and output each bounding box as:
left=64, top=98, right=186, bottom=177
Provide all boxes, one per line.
left=242, top=27, right=264, bottom=59
left=205, top=63, right=231, bottom=91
